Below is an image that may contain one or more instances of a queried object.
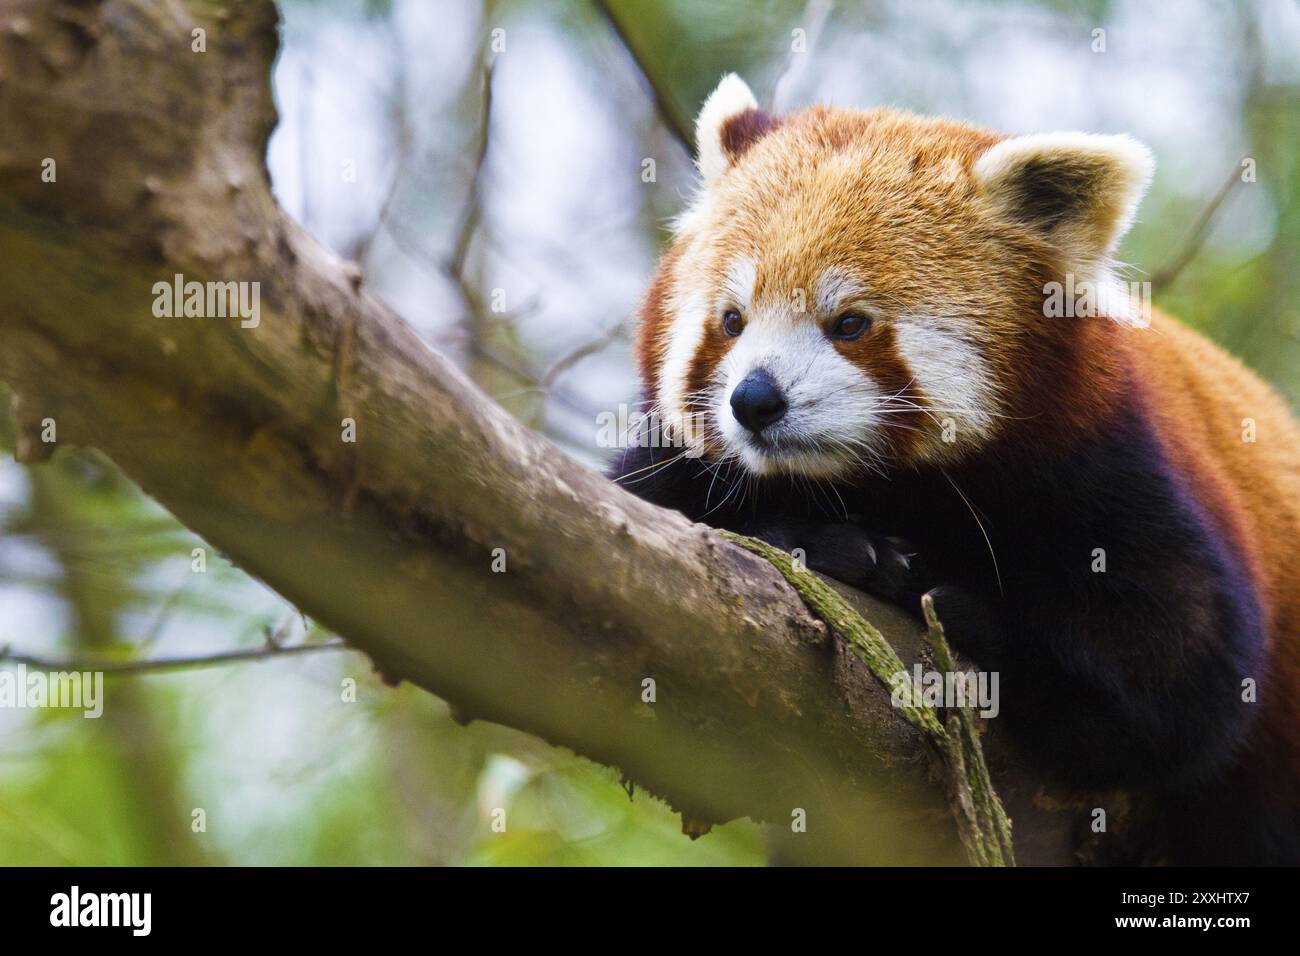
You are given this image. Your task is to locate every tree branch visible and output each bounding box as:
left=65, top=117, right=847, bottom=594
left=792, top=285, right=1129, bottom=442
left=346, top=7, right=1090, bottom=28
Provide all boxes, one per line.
left=0, top=640, right=348, bottom=677
left=594, top=0, right=694, bottom=151
left=1150, top=164, right=1242, bottom=289
left=0, top=0, right=1080, bottom=864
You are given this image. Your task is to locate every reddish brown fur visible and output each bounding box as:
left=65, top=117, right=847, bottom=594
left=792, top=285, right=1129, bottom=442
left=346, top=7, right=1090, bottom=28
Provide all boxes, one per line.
left=1127, top=315, right=1300, bottom=802
left=720, top=108, right=780, bottom=163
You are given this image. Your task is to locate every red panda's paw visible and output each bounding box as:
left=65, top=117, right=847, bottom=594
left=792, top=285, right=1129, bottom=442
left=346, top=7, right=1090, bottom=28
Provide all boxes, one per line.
left=747, top=519, right=922, bottom=602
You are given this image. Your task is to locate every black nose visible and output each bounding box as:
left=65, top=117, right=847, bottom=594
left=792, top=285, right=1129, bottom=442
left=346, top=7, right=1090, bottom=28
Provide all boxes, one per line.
left=730, top=370, right=788, bottom=434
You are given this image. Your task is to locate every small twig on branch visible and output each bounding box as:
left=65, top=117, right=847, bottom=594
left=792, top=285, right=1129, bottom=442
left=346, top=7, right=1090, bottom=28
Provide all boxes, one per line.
left=1151, top=164, right=1242, bottom=289
left=350, top=16, right=416, bottom=270
left=539, top=323, right=624, bottom=391
left=922, top=594, right=1016, bottom=867
left=449, top=62, right=494, bottom=282
left=0, top=639, right=349, bottom=677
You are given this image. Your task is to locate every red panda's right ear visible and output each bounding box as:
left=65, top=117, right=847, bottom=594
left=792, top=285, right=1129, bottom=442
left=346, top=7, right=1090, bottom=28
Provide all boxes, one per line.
left=695, top=74, right=776, bottom=187
left=973, top=132, right=1154, bottom=269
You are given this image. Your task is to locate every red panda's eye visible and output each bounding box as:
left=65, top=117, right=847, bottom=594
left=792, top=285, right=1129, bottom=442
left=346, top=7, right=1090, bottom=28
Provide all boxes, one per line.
left=830, top=312, right=871, bottom=341
left=722, top=310, right=745, bottom=337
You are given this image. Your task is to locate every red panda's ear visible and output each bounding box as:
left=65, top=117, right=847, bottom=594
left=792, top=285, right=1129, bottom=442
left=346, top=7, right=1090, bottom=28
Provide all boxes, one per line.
left=974, top=132, right=1154, bottom=268
left=694, top=74, right=776, bottom=186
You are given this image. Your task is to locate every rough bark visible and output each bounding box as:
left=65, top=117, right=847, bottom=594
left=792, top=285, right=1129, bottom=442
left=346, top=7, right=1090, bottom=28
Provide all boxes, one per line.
left=0, top=0, right=1083, bottom=863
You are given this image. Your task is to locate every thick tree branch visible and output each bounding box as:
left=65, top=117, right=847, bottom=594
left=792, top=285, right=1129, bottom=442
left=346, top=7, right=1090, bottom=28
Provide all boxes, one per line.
left=0, top=0, right=1080, bottom=863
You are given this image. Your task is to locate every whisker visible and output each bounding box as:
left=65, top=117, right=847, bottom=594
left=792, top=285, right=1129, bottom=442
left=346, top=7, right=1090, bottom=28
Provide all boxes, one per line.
left=942, top=467, right=1003, bottom=597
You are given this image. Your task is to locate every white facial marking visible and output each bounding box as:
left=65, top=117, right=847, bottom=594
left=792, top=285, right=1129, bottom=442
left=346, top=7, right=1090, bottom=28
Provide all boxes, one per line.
left=659, top=257, right=758, bottom=452
left=716, top=308, right=881, bottom=477
left=891, top=316, right=998, bottom=457
left=723, top=257, right=757, bottom=311
left=666, top=260, right=1003, bottom=476
left=658, top=289, right=708, bottom=447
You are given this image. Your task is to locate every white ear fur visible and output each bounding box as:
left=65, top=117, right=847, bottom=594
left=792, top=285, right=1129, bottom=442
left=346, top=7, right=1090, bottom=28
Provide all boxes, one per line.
left=695, top=73, right=758, bottom=186
left=974, top=132, right=1154, bottom=262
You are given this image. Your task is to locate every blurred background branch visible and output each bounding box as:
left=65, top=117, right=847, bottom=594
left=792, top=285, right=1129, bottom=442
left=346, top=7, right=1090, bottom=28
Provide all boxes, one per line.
left=1151, top=164, right=1244, bottom=289
left=595, top=0, right=694, bottom=149
left=0, top=638, right=347, bottom=678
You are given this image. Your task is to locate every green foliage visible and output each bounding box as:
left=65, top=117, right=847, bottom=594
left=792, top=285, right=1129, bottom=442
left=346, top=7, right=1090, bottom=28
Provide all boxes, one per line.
left=466, top=760, right=763, bottom=866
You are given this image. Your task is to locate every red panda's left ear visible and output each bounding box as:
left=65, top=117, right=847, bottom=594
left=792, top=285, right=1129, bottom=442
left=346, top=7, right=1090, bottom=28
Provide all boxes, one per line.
left=694, top=73, right=777, bottom=187
left=973, top=132, right=1155, bottom=271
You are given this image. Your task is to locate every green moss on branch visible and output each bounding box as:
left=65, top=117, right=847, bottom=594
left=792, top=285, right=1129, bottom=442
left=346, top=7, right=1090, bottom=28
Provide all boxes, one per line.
left=720, top=530, right=1015, bottom=866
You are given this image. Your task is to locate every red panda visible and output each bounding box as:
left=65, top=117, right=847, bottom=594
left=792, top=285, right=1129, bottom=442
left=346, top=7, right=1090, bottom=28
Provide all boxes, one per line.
left=610, top=74, right=1300, bottom=865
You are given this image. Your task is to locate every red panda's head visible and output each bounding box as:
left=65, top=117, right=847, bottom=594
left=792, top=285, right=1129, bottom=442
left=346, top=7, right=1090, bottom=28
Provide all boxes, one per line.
left=638, top=74, right=1154, bottom=478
